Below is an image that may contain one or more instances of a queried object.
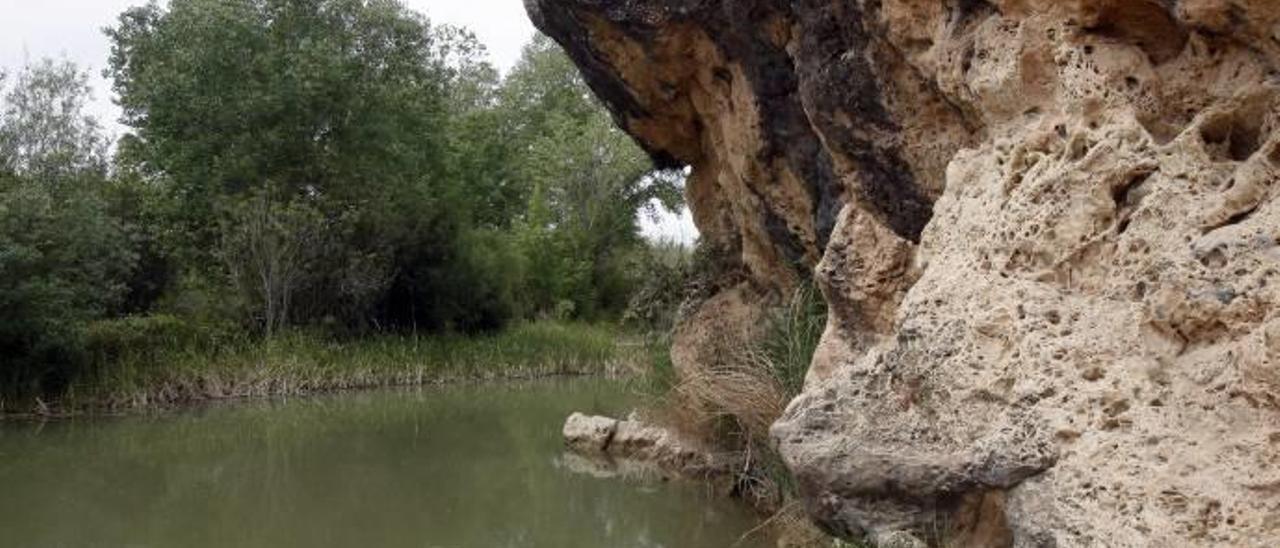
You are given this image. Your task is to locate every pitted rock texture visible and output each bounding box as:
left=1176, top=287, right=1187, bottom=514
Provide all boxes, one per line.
left=563, top=412, right=620, bottom=453
left=530, top=0, right=1280, bottom=546
left=561, top=413, right=736, bottom=478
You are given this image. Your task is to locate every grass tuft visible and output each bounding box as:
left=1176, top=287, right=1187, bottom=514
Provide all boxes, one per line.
left=641, top=282, right=827, bottom=514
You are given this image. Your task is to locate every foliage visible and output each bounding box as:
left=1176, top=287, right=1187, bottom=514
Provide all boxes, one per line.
left=0, top=61, right=134, bottom=401
left=0, top=59, right=107, bottom=179
left=218, top=190, right=330, bottom=337
left=761, top=283, right=827, bottom=399
left=66, top=320, right=638, bottom=412
left=102, top=1, right=682, bottom=335
left=502, top=35, right=684, bottom=320
left=2, top=2, right=691, bottom=405
left=106, top=0, right=449, bottom=250
left=623, top=240, right=695, bottom=333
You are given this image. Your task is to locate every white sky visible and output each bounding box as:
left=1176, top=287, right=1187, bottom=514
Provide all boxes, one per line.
left=0, top=0, right=696, bottom=243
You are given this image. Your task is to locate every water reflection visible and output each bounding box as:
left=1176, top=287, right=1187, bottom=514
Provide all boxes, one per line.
left=0, top=378, right=769, bottom=548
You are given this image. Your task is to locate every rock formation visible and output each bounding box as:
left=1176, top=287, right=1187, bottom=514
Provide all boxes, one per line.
left=529, top=0, right=1280, bottom=546
left=562, top=412, right=738, bottom=478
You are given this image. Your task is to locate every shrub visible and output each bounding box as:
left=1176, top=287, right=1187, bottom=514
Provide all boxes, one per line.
left=83, top=314, right=241, bottom=368
left=623, top=239, right=694, bottom=333
left=0, top=177, right=134, bottom=401
left=440, top=228, right=528, bottom=332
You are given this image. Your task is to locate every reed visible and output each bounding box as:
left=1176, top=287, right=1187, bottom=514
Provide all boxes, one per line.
left=38, top=321, right=641, bottom=415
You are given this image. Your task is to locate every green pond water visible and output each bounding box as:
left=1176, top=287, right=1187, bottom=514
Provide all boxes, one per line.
left=0, top=378, right=770, bottom=548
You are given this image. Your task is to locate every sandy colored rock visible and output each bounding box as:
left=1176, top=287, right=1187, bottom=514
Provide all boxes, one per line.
left=561, top=413, right=734, bottom=479
left=562, top=412, right=617, bottom=453
left=531, top=0, right=1280, bottom=545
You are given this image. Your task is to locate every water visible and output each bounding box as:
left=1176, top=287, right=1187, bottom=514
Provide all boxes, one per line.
left=0, top=378, right=770, bottom=548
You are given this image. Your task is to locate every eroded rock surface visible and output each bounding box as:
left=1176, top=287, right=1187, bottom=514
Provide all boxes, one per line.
left=563, top=412, right=619, bottom=453
left=562, top=413, right=735, bottom=478
left=530, top=0, right=1280, bottom=545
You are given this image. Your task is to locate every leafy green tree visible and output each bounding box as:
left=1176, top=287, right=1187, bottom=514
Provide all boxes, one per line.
left=0, top=60, right=134, bottom=399
left=107, top=0, right=449, bottom=258
left=0, top=60, right=108, bottom=180
left=501, top=36, right=683, bottom=319
left=105, top=0, right=515, bottom=332
left=218, top=189, right=328, bottom=337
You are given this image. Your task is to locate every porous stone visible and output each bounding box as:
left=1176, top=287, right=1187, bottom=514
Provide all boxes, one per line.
left=562, top=412, right=618, bottom=453
left=531, top=0, right=1280, bottom=545
left=562, top=413, right=734, bottom=479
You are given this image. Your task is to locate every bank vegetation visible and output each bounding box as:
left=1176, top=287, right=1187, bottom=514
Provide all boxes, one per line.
left=1, top=0, right=685, bottom=415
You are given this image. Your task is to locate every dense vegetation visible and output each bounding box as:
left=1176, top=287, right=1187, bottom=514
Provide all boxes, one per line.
left=0, top=0, right=688, bottom=410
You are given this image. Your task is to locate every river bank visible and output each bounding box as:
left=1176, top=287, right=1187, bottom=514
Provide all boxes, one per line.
left=4, top=322, right=650, bottom=418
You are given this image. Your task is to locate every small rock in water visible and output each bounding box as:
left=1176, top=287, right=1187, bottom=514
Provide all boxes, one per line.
left=562, top=412, right=617, bottom=453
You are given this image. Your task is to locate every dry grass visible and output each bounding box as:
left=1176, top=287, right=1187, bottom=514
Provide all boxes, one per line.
left=652, top=284, right=824, bottom=443
left=673, top=343, right=788, bottom=442
left=637, top=284, right=827, bottom=519
left=739, top=501, right=873, bottom=548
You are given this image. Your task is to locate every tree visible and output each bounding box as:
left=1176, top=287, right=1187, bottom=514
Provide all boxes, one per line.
left=0, top=60, right=134, bottom=399
left=219, top=190, right=326, bottom=337
left=105, top=0, right=514, bottom=332
left=0, top=59, right=107, bottom=180
left=500, top=35, right=684, bottom=319
left=106, top=0, right=451, bottom=262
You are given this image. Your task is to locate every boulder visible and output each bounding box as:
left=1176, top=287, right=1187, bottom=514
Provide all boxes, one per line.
left=562, top=412, right=617, bottom=453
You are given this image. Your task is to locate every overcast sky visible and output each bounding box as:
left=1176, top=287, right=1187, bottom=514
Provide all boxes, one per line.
left=0, top=0, right=696, bottom=243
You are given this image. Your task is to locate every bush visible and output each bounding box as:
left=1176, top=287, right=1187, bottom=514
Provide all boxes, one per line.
left=0, top=177, right=135, bottom=401
left=0, top=59, right=136, bottom=403
left=436, top=228, right=528, bottom=332
left=623, top=239, right=694, bottom=333
left=83, top=314, right=241, bottom=368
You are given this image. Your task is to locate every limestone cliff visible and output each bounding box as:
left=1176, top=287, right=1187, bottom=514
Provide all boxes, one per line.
left=527, top=0, right=1280, bottom=546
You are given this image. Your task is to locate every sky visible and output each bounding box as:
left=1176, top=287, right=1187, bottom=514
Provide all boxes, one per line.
left=0, top=0, right=697, bottom=243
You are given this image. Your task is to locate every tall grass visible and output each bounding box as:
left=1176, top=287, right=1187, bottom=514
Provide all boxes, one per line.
left=761, top=284, right=826, bottom=399
left=34, top=321, right=640, bottom=415
left=645, top=283, right=827, bottom=514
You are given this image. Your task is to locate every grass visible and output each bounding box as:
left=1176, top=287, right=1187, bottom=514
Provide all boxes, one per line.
left=30, top=321, right=642, bottom=415
left=631, top=282, right=855, bottom=546
left=641, top=284, right=827, bottom=508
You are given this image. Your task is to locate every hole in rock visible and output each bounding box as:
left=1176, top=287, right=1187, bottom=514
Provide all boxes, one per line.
left=1199, top=106, right=1265, bottom=162
left=1068, top=138, right=1090, bottom=161
left=1082, top=0, right=1187, bottom=63
left=1198, top=246, right=1228, bottom=269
